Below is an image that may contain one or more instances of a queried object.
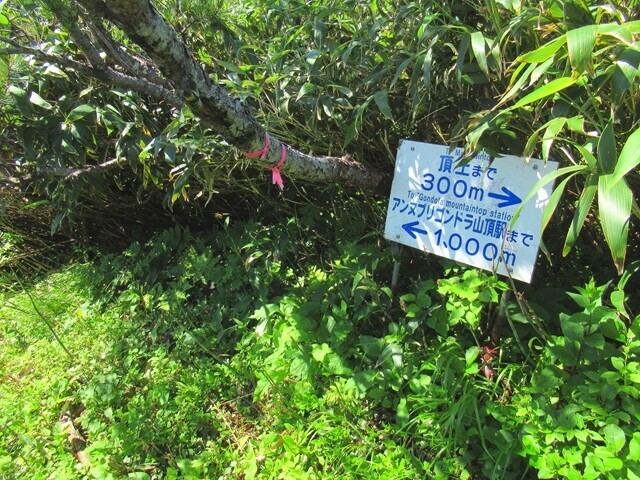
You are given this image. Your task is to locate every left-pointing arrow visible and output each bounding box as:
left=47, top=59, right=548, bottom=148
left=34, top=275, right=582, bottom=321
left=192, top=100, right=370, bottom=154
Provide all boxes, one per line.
left=488, top=186, right=522, bottom=208
left=402, top=221, right=428, bottom=239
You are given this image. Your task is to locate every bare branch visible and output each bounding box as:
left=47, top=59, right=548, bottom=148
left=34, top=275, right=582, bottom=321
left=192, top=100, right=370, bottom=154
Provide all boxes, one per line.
left=87, top=22, right=172, bottom=90
left=17, top=157, right=126, bottom=183
left=0, top=36, right=182, bottom=107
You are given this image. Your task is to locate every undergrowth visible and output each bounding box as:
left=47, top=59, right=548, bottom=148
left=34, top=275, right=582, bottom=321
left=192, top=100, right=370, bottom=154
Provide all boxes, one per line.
left=1, top=206, right=639, bottom=479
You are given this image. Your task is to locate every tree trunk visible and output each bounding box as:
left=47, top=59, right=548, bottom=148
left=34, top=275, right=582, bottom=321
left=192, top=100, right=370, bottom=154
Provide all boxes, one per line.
left=68, top=0, right=386, bottom=190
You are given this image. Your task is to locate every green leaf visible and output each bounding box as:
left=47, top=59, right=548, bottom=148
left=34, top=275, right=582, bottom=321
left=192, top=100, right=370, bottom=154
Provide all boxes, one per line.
left=567, top=25, right=596, bottom=74
left=603, top=424, right=626, bottom=453
left=541, top=172, right=577, bottom=234
left=598, top=174, right=632, bottom=274
left=563, top=173, right=597, bottom=256
left=396, top=397, right=409, bottom=427
left=609, top=127, right=640, bottom=187
left=217, top=60, right=246, bottom=75
left=629, top=433, right=640, bottom=461
left=67, top=104, right=95, bottom=122
left=373, top=90, right=393, bottom=120
left=512, top=164, right=587, bottom=225
left=541, top=117, right=566, bottom=160
left=377, top=343, right=403, bottom=369
left=561, top=315, right=584, bottom=342
left=612, top=48, right=640, bottom=104
left=470, top=32, right=489, bottom=75
left=512, top=77, right=577, bottom=109
left=0, top=13, right=8, bottom=25
left=597, top=119, right=617, bottom=174
left=128, top=473, right=150, bottom=480
left=296, top=82, right=316, bottom=101
left=465, top=346, right=480, bottom=367
left=28, top=91, right=53, bottom=109
left=518, top=35, right=567, bottom=63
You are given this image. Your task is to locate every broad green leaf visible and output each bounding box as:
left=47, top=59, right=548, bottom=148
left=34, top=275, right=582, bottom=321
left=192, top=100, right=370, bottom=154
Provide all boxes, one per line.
left=541, top=117, right=566, bottom=160
left=630, top=433, right=640, bottom=461
left=67, top=104, right=95, bottom=122
left=598, top=174, right=632, bottom=274
left=455, top=33, right=470, bottom=82
left=470, top=31, right=489, bottom=75
left=598, top=21, right=640, bottom=45
left=0, top=13, right=9, bottom=25
left=517, top=35, right=567, bottom=63
left=44, top=64, right=68, bottom=79
left=602, top=424, right=626, bottom=453
left=563, top=173, right=597, bottom=256
left=597, top=119, right=617, bottom=174
left=609, top=127, right=640, bottom=186
left=396, top=397, right=409, bottom=427
left=522, top=129, right=539, bottom=161
left=390, top=55, right=415, bottom=88
left=217, top=60, right=246, bottom=75
left=494, top=62, right=535, bottom=108
left=373, top=90, right=393, bottom=120
left=567, top=25, right=596, bottom=74
left=612, top=48, right=640, bottom=104
left=512, top=77, right=576, bottom=109
left=511, top=164, right=588, bottom=225
left=541, top=172, right=577, bottom=234
left=28, top=91, right=52, bottom=109
left=576, top=144, right=598, bottom=171
left=296, top=82, right=316, bottom=101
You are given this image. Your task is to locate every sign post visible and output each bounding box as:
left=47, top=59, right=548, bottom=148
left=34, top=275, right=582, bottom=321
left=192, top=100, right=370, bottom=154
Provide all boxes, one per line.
left=384, top=140, right=559, bottom=283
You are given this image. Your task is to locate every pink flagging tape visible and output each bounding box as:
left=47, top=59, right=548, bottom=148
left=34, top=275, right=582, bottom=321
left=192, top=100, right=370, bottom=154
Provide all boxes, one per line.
left=270, top=144, right=287, bottom=190
left=243, top=133, right=286, bottom=190
left=243, top=133, right=271, bottom=159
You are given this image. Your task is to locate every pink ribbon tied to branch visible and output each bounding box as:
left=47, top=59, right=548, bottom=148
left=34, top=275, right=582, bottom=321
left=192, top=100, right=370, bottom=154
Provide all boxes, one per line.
left=243, top=133, right=286, bottom=190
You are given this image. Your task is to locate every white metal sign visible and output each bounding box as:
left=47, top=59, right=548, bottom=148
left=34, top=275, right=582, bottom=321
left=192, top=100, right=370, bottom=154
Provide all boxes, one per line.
left=384, top=140, right=559, bottom=283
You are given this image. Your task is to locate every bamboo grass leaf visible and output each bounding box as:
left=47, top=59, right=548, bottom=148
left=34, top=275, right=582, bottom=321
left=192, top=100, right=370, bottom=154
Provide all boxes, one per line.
left=608, top=127, right=640, bottom=187
left=597, top=120, right=617, bottom=174
left=511, top=164, right=588, bottom=225
left=373, top=90, right=393, bottom=120
left=470, top=32, right=489, bottom=75
left=612, top=48, right=640, bottom=104
left=512, top=77, right=576, bottom=110
left=598, top=174, right=632, bottom=274
left=542, top=117, right=567, bottom=161
left=541, top=172, right=577, bottom=234
left=517, top=36, right=567, bottom=63
left=563, top=173, right=597, bottom=256
left=567, top=25, right=597, bottom=74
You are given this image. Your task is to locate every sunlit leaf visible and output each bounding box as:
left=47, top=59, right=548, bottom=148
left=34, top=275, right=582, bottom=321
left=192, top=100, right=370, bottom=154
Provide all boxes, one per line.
left=567, top=25, right=596, bottom=74
left=517, top=35, right=567, bottom=63
left=541, top=172, right=577, bottom=234
left=471, top=31, right=489, bottom=75
left=609, top=126, right=640, bottom=187
left=541, top=117, right=566, bottom=160
left=603, top=424, right=626, bottom=454
left=563, top=173, right=597, bottom=256
left=612, top=48, right=640, bottom=104
left=28, top=91, right=53, bottom=109
left=67, top=104, right=95, bottom=122
left=598, top=174, right=632, bottom=274
left=296, top=82, right=316, bottom=101
left=512, top=77, right=576, bottom=109
left=511, top=164, right=588, bottom=225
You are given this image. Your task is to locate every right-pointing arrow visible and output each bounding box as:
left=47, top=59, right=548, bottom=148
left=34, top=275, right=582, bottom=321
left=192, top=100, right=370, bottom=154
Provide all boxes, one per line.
left=488, top=187, right=522, bottom=208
